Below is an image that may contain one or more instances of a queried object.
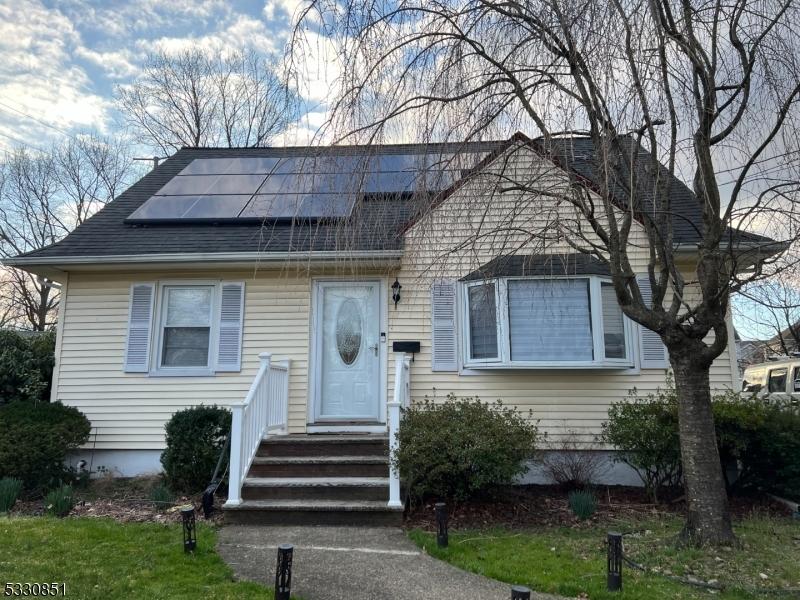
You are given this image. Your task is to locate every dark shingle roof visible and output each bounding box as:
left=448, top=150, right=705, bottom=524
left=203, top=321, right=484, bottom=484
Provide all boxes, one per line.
left=9, top=134, right=776, bottom=264
left=10, top=141, right=505, bottom=262
left=532, top=135, right=775, bottom=248
left=461, top=253, right=611, bottom=281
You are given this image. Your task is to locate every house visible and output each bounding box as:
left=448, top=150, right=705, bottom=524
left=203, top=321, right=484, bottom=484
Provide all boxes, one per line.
left=4, top=133, right=769, bottom=524
left=736, top=321, right=800, bottom=375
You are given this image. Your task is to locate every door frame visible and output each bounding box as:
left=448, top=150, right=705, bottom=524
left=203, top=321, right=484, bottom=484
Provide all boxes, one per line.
left=308, top=277, right=388, bottom=431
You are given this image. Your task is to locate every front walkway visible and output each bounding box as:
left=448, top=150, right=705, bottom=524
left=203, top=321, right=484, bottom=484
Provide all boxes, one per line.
left=218, top=525, right=556, bottom=600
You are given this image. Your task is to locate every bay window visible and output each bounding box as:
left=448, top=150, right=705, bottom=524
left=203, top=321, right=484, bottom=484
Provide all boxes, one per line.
left=462, top=276, right=633, bottom=368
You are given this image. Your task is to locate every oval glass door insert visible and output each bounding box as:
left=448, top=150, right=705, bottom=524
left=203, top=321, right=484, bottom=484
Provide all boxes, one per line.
left=336, top=299, right=362, bottom=365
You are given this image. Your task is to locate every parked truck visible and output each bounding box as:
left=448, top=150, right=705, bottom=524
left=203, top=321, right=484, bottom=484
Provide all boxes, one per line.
left=741, top=357, right=800, bottom=403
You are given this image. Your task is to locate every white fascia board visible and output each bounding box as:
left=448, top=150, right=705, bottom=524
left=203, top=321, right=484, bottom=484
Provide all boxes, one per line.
left=3, top=250, right=404, bottom=279
left=4, top=250, right=403, bottom=267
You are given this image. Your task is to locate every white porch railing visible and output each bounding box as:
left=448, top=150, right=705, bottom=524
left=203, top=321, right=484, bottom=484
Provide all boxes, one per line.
left=388, top=353, right=411, bottom=508
left=225, top=352, right=290, bottom=507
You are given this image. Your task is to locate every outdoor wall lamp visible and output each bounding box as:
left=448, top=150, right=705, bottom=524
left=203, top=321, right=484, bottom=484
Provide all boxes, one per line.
left=391, top=278, right=402, bottom=308
left=181, top=506, right=197, bottom=553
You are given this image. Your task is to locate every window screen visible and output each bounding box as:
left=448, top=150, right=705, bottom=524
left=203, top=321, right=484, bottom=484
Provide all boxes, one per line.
left=467, top=283, right=498, bottom=360
left=160, top=286, right=213, bottom=368
left=508, top=279, right=593, bottom=361
left=601, top=283, right=626, bottom=359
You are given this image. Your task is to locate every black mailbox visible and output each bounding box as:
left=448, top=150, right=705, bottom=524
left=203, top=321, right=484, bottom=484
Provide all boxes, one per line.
left=392, top=341, right=421, bottom=354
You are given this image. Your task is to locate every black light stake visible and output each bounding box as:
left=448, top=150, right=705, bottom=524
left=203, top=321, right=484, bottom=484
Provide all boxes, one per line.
left=181, top=506, right=197, bottom=553
left=435, top=502, right=448, bottom=548
left=607, top=531, right=623, bottom=591
left=511, top=585, right=532, bottom=600
left=391, top=278, right=402, bottom=308
left=274, top=544, right=293, bottom=600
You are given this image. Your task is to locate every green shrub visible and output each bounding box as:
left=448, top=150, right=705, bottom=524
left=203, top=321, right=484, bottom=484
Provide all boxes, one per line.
left=0, top=401, right=91, bottom=492
left=0, top=330, right=55, bottom=405
left=393, top=395, right=538, bottom=502
left=603, top=381, right=800, bottom=502
left=44, top=484, right=74, bottom=517
left=601, top=382, right=682, bottom=503
left=0, top=477, right=23, bottom=512
left=568, top=490, right=597, bottom=520
left=160, top=406, right=231, bottom=494
left=725, top=399, right=800, bottom=500
left=150, top=483, right=174, bottom=511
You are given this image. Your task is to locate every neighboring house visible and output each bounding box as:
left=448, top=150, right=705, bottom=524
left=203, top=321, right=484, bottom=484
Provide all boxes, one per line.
left=736, top=321, right=800, bottom=375
left=4, top=133, right=771, bottom=524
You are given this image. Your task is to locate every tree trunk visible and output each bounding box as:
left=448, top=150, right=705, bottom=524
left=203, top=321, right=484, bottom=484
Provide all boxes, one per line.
left=670, top=349, right=736, bottom=547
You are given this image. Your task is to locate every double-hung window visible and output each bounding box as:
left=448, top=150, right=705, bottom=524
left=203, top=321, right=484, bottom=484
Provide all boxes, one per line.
left=157, top=284, right=216, bottom=373
left=462, top=276, right=633, bottom=368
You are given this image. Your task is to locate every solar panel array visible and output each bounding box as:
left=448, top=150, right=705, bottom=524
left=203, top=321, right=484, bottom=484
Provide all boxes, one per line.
left=126, top=152, right=486, bottom=223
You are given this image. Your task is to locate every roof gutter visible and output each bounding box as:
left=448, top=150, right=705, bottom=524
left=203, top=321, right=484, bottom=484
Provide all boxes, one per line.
left=3, top=249, right=404, bottom=267
left=3, top=250, right=404, bottom=280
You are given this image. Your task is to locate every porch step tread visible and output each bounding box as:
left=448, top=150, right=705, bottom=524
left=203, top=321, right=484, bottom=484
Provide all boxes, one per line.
left=251, top=455, right=388, bottom=465
left=225, top=499, right=403, bottom=512
left=243, top=477, right=388, bottom=487
left=263, top=434, right=388, bottom=443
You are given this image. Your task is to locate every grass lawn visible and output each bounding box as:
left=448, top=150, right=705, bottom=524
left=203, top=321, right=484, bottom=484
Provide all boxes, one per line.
left=409, top=514, right=800, bottom=599
left=0, top=516, right=275, bottom=599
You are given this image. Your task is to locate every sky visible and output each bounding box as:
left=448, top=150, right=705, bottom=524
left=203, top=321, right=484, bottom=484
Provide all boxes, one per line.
left=0, top=0, right=789, bottom=342
left=0, top=0, right=332, bottom=154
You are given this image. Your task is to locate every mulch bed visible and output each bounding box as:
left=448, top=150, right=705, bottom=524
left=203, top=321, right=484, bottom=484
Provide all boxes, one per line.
left=403, top=485, right=793, bottom=531
left=7, top=475, right=226, bottom=525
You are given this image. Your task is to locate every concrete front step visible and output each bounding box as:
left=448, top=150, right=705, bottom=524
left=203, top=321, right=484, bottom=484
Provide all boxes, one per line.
left=257, top=434, right=389, bottom=458
left=248, top=455, right=389, bottom=478
left=242, top=477, right=389, bottom=501
left=224, top=499, right=404, bottom=526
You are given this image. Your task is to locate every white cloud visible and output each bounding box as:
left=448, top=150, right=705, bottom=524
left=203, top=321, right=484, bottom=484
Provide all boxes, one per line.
left=263, top=0, right=314, bottom=22
left=287, top=30, right=341, bottom=104
left=75, top=47, right=140, bottom=79
left=56, top=0, right=231, bottom=37
left=144, top=14, right=279, bottom=57
left=0, top=0, right=112, bottom=142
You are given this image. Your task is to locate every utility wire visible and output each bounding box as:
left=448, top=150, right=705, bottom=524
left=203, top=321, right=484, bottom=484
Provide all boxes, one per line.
left=0, top=98, right=72, bottom=137
left=0, top=130, right=45, bottom=152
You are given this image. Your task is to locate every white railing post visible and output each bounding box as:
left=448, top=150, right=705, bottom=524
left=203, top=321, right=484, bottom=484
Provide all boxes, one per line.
left=226, top=405, right=244, bottom=506
left=281, top=359, right=291, bottom=433
left=388, top=354, right=409, bottom=508
left=259, top=351, right=272, bottom=376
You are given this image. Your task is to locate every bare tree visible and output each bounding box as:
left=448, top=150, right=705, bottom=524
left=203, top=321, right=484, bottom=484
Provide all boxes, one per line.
left=116, top=48, right=295, bottom=154
left=297, top=0, right=800, bottom=545
left=0, top=135, right=135, bottom=330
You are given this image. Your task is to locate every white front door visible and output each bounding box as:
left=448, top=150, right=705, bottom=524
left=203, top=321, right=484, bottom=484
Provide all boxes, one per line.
left=314, top=281, right=382, bottom=422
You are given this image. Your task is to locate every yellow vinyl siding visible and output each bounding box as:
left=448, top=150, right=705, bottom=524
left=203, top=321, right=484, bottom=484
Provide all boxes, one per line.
left=387, top=144, right=737, bottom=445
left=57, top=269, right=313, bottom=449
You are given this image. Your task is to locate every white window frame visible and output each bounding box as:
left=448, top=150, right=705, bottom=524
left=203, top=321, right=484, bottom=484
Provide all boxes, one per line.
left=461, top=275, right=635, bottom=370
left=462, top=280, right=503, bottom=365
left=150, top=280, right=220, bottom=377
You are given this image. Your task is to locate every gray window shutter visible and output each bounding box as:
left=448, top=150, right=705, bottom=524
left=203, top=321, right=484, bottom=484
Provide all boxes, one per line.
left=216, top=281, right=245, bottom=372
left=637, top=275, right=669, bottom=369
left=431, top=280, right=458, bottom=372
left=124, top=283, right=155, bottom=373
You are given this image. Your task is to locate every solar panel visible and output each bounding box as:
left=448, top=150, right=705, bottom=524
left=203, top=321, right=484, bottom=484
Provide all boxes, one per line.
left=182, top=195, right=252, bottom=219
left=128, top=196, right=201, bottom=220
left=127, top=148, right=489, bottom=223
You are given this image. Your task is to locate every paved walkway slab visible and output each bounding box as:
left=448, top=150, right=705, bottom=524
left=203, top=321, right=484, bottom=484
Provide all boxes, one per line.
left=218, top=525, right=557, bottom=600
